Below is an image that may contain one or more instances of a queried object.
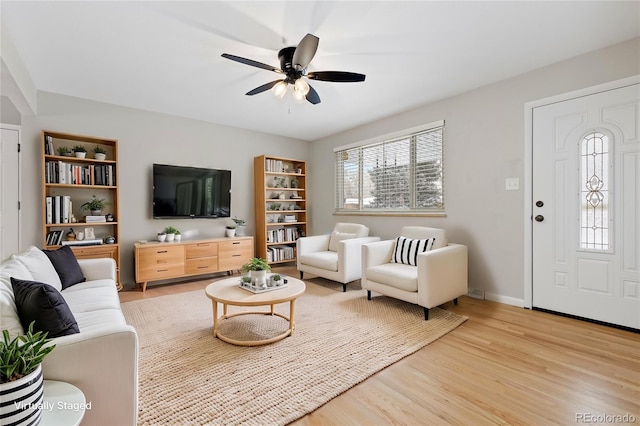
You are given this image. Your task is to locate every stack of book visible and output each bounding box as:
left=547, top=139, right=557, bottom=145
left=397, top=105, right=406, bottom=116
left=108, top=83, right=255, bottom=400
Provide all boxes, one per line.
left=85, top=215, right=106, bottom=223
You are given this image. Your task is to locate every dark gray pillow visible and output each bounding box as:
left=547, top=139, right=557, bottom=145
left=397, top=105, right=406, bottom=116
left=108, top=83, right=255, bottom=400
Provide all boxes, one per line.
left=42, top=245, right=86, bottom=290
left=10, top=277, right=80, bottom=337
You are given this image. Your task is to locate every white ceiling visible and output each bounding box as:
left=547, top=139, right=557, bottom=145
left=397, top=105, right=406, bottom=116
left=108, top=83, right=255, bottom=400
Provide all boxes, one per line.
left=2, top=1, right=638, bottom=141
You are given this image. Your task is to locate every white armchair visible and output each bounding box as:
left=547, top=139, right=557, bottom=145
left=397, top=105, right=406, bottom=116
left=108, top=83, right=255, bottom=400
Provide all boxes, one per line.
left=361, top=226, right=468, bottom=320
left=297, top=223, right=381, bottom=291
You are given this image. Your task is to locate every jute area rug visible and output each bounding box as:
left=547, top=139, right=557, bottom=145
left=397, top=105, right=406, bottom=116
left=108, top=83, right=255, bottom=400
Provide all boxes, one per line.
left=121, top=278, right=467, bottom=425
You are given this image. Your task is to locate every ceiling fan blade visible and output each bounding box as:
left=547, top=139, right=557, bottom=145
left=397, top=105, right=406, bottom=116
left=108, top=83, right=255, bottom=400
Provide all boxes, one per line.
left=306, top=71, right=366, bottom=82
left=246, top=80, right=284, bottom=96
left=221, top=53, right=282, bottom=73
left=306, top=84, right=321, bottom=105
left=292, top=33, right=319, bottom=71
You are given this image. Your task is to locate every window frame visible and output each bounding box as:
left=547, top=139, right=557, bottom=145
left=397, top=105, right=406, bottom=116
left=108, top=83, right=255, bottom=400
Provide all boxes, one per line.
left=334, top=120, right=445, bottom=216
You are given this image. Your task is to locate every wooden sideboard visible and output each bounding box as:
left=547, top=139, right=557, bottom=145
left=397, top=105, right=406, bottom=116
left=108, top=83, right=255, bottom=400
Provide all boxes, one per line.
left=134, top=236, right=253, bottom=291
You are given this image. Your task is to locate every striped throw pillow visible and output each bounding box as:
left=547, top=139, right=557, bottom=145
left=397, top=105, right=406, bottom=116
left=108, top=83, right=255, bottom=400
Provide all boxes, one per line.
left=391, top=236, right=435, bottom=266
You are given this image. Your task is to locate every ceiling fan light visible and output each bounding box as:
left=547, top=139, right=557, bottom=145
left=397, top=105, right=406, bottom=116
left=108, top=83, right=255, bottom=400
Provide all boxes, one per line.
left=273, top=81, right=288, bottom=98
left=293, top=89, right=306, bottom=102
left=294, top=79, right=310, bottom=96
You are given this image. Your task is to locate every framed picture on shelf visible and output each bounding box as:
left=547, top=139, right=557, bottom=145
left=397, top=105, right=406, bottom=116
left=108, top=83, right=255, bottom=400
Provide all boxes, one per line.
left=85, top=227, right=95, bottom=240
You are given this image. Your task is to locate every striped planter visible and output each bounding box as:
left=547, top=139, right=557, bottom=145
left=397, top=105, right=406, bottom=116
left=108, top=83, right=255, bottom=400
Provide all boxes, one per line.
left=0, top=364, right=44, bottom=426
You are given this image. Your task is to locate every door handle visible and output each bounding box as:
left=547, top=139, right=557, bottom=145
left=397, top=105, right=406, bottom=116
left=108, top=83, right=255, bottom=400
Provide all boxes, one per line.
left=535, top=215, right=544, bottom=222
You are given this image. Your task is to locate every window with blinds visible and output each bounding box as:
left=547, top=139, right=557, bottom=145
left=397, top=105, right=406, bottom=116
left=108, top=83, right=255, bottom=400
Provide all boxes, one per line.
left=335, top=124, right=444, bottom=213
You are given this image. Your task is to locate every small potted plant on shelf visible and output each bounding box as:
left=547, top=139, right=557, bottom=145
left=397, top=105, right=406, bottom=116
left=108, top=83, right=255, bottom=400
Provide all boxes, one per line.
left=232, top=216, right=246, bottom=236
left=174, top=229, right=182, bottom=242
left=0, top=322, right=56, bottom=423
left=81, top=195, right=109, bottom=216
left=93, top=145, right=107, bottom=160
left=72, top=145, right=87, bottom=158
left=157, top=232, right=166, bottom=242
left=57, top=146, right=72, bottom=157
left=164, top=226, right=179, bottom=242
left=241, top=257, right=271, bottom=287
left=225, top=225, right=236, bottom=238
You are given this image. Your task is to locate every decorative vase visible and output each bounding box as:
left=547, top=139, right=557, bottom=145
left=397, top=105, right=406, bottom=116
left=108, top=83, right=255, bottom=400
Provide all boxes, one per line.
left=90, top=210, right=102, bottom=216
left=94, top=153, right=106, bottom=161
left=157, top=233, right=166, bottom=242
left=174, top=234, right=182, bottom=242
left=225, top=228, right=236, bottom=237
left=251, top=270, right=267, bottom=287
left=0, top=364, right=44, bottom=425
left=75, top=152, right=86, bottom=158
left=166, top=233, right=175, bottom=242
left=235, top=225, right=246, bottom=236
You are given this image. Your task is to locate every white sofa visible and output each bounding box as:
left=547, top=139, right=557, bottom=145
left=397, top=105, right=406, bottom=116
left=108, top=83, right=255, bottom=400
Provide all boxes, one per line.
left=0, top=247, right=138, bottom=426
left=297, top=223, right=380, bottom=292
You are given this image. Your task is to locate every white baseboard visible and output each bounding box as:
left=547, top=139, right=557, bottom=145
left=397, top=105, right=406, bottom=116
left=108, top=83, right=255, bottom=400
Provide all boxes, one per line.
left=484, top=292, right=525, bottom=308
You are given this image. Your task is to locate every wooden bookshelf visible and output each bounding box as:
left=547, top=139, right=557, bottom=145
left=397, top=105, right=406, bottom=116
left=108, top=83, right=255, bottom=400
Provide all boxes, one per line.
left=254, top=155, right=307, bottom=265
left=42, top=130, right=122, bottom=290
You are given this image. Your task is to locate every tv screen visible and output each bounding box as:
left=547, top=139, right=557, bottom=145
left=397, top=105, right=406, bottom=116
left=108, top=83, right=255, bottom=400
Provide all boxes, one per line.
left=153, top=164, right=231, bottom=219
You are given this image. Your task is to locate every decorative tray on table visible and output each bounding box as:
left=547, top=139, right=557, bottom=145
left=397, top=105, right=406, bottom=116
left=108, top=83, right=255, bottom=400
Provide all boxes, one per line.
left=239, top=275, right=289, bottom=294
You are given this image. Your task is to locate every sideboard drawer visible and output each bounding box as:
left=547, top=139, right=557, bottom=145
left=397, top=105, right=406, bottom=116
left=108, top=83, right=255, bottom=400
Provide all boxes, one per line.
left=137, top=263, right=185, bottom=281
left=185, top=256, right=218, bottom=275
left=138, top=246, right=184, bottom=264
left=218, top=239, right=253, bottom=270
left=185, top=242, right=218, bottom=259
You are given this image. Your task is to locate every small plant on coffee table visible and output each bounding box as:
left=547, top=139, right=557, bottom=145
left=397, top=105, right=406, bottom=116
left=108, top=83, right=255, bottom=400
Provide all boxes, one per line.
left=241, top=257, right=271, bottom=273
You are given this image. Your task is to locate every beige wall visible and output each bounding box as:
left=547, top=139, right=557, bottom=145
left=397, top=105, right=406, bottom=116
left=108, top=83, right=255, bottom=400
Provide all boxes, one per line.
left=1, top=96, right=21, bottom=124
left=16, top=92, right=308, bottom=288
left=5, top=37, right=638, bottom=300
left=308, top=37, right=640, bottom=304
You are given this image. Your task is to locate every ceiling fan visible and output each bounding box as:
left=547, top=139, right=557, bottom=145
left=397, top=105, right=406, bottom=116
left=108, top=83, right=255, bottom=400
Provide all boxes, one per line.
left=221, top=33, right=365, bottom=105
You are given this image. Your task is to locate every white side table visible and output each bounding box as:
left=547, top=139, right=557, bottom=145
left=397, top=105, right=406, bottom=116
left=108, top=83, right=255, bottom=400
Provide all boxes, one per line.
left=41, top=380, right=86, bottom=426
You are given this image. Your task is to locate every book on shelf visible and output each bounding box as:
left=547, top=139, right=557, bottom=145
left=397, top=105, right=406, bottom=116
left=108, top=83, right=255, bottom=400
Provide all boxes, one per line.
left=46, top=230, right=63, bottom=246
left=61, top=239, right=103, bottom=246
left=44, top=135, right=54, bottom=155
left=46, top=197, right=53, bottom=224
left=266, top=245, right=296, bottom=262
left=84, top=215, right=106, bottom=223
left=46, top=195, right=72, bottom=224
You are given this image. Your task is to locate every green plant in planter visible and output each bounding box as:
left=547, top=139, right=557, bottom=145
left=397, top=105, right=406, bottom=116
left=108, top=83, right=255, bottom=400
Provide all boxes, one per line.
left=57, top=146, right=71, bottom=156
left=1, top=322, right=55, bottom=383
left=232, top=217, right=245, bottom=226
left=271, top=274, right=282, bottom=281
left=241, top=257, right=271, bottom=273
left=72, top=145, right=87, bottom=153
left=241, top=275, right=252, bottom=284
left=164, top=226, right=179, bottom=235
left=93, top=145, right=107, bottom=154
left=80, top=195, right=108, bottom=212
left=226, top=225, right=236, bottom=230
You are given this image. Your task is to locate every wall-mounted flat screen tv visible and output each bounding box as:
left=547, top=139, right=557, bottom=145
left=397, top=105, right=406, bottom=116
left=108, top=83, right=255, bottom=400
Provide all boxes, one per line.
left=153, top=164, right=231, bottom=219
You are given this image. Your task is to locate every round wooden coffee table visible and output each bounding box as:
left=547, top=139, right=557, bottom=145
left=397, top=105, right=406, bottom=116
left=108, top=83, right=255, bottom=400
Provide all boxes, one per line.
left=205, top=276, right=305, bottom=346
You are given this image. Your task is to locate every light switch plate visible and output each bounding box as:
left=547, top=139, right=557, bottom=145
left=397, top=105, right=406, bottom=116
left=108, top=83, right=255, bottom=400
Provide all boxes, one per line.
left=505, top=178, right=519, bottom=191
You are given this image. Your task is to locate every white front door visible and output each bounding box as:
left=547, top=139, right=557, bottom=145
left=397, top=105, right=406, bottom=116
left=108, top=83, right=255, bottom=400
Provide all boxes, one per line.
left=532, top=83, right=639, bottom=329
left=0, top=124, right=21, bottom=260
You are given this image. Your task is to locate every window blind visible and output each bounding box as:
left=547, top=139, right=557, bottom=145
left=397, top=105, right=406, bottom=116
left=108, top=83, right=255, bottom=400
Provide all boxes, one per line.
left=335, top=125, right=444, bottom=213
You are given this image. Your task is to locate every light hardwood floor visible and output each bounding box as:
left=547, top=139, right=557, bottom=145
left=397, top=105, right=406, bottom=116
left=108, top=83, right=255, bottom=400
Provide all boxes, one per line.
left=120, top=266, right=640, bottom=425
